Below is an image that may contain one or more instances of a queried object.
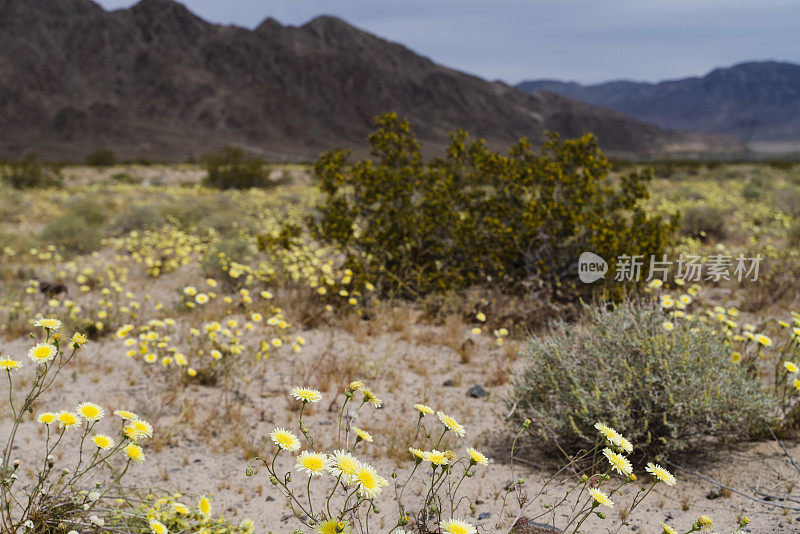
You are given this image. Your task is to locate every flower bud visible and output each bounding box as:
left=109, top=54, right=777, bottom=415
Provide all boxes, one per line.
left=596, top=512, right=606, bottom=519
left=270, top=476, right=279, bottom=485
left=245, top=466, right=254, bottom=477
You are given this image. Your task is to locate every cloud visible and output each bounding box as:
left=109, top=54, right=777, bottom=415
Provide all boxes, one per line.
left=93, top=0, right=800, bottom=83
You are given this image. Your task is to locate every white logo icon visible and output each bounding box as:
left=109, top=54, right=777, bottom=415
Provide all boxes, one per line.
left=578, top=252, right=608, bottom=283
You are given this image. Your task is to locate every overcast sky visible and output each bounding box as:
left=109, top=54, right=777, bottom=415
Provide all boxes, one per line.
left=94, top=0, right=800, bottom=85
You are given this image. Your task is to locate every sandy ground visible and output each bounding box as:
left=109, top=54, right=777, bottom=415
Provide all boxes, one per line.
left=3, top=306, right=800, bottom=533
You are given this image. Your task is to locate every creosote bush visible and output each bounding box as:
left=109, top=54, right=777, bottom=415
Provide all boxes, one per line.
left=1, top=155, right=63, bottom=189
left=311, top=113, right=677, bottom=298
left=203, top=146, right=275, bottom=190
left=85, top=148, right=116, bottom=167
left=508, top=302, right=775, bottom=458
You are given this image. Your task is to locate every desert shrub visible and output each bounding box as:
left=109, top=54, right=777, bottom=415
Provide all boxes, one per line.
left=679, top=204, right=727, bottom=240
left=310, top=113, right=678, bottom=298
left=768, top=160, right=797, bottom=171
left=113, top=204, right=166, bottom=234
left=203, top=146, right=272, bottom=190
left=201, top=236, right=254, bottom=281
left=86, top=148, right=116, bottom=166
left=507, top=302, right=775, bottom=458
left=1, top=155, right=63, bottom=189
left=773, top=185, right=800, bottom=216
left=110, top=172, right=141, bottom=184
left=741, top=179, right=762, bottom=201
left=789, top=220, right=800, bottom=247
left=40, top=197, right=108, bottom=253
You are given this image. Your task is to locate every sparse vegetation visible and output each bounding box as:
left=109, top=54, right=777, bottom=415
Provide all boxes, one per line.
left=2, top=157, right=800, bottom=532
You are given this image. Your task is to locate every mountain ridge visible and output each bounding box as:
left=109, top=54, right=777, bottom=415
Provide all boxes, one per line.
left=0, top=0, right=741, bottom=161
left=517, top=61, right=800, bottom=142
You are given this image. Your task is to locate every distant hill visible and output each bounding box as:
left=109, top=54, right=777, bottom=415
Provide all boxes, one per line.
left=517, top=61, right=800, bottom=142
left=0, top=0, right=739, bottom=161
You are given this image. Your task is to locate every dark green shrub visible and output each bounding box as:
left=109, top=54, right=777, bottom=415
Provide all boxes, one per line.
left=679, top=204, right=727, bottom=240
left=86, top=148, right=116, bottom=167
left=767, top=160, right=797, bottom=171
left=310, top=113, right=678, bottom=298
left=507, top=303, right=775, bottom=458
left=1, top=155, right=63, bottom=189
left=741, top=179, right=762, bottom=201
left=203, top=146, right=272, bottom=190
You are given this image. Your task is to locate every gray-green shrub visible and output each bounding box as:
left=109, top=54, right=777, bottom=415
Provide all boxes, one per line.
left=40, top=197, right=109, bottom=253
left=507, top=302, right=775, bottom=458
left=679, top=204, right=727, bottom=240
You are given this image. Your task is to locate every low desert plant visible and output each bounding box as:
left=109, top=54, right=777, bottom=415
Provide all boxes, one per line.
left=1, top=318, right=153, bottom=532
left=245, top=382, right=705, bottom=533
left=507, top=302, right=775, bottom=458
left=101, top=490, right=255, bottom=533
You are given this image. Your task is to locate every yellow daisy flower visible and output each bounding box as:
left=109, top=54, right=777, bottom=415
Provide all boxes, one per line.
left=414, top=403, right=434, bottom=415
left=77, top=402, right=105, bottom=421
left=0, top=358, right=22, bottom=371
left=295, top=451, right=332, bottom=477
left=29, top=343, right=57, bottom=364
left=290, top=387, right=323, bottom=403
left=466, top=447, right=488, bottom=466
left=352, top=426, right=373, bottom=443
left=38, top=412, right=56, bottom=424
left=92, top=434, right=115, bottom=450
left=603, top=448, right=632, bottom=476
left=316, top=519, right=351, bottom=534
left=124, top=443, right=146, bottom=463
left=56, top=411, right=81, bottom=430
left=354, top=462, right=387, bottom=499
left=198, top=495, right=211, bottom=517
left=423, top=449, right=449, bottom=465
left=646, top=462, right=676, bottom=486
left=34, top=318, right=62, bottom=331
left=440, top=518, right=477, bottom=534
left=437, top=411, right=465, bottom=437
left=270, top=427, right=300, bottom=452
left=589, top=488, right=613, bottom=508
